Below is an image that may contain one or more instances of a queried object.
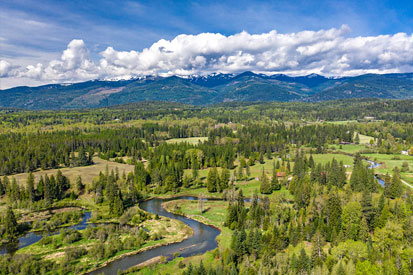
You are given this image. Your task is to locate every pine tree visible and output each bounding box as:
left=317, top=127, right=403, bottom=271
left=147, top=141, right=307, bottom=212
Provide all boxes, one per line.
left=77, top=147, right=88, bottom=166
left=290, top=253, right=298, bottom=271
left=191, top=155, right=199, bottom=180
left=245, top=164, right=251, bottom=179
left=37, top=176, right=44, bottom=200
left=4, top=207, right=18, bottom=240
left=309, top=155, right=315, bottom=168
left=207, top=167, right=219, bottom=192
left=327, top=192, right=342, bottom=240
left=220, top=168, right=230, bottom=190
left=387, top=167, right=402, bottom=199
left=337, top=262, right=346, bottom=275
left=260, top=168, right=272, bottom=194
left=275, top=160, right=280, bottom=169
left=26, top=172, right=35, bottom=202
left=297, top=248, right=311, bottom=274
left=378, top=192, right=385, bottom=212
left=111, top=194, right=124, bottom=216
left=259, top=153, right=264, bottom=164
left=44, top=175, right=53, bottom=205
left=75, top=175, right=84, bottom=194
left=359, top=217, right=369, bottom=242
left=311, top=231, right=326, bottom=266
left=271, top=166, right=281, bottom=190
left=0, top=177, right=4, bottom=197
left=377, top=204, right=391, bottom=228
left=361, top=190, right=376, bottom=229
left=237, top=164, right=243, bottom=181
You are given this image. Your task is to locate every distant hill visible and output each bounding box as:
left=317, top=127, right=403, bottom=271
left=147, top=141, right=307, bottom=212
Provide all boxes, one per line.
left=1, top=72, right=412, bottom=109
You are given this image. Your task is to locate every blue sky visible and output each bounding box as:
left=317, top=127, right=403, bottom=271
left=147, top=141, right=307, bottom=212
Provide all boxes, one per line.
left=1, top=0, right=413, bottom=88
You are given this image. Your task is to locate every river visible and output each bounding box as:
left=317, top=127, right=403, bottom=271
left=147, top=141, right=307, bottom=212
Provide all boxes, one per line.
left=88, top=196, right=220, bottom=275
left=0, top=211, right=93, bottom=255
left=0, top=196, right=221, bottom=274
left=1, top=161, right=384, bottom=272
left=367, top=160, right=385, bottom=186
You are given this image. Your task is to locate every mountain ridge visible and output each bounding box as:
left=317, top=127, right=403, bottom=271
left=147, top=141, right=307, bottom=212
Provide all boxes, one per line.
left=1, top=72, right=412, bottom=109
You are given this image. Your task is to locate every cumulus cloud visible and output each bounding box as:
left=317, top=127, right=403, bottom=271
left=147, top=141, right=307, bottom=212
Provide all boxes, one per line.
left=0, top=60, right=12, bottom=77
left=3, top=25, right=413, bottom=84
left=16, top=39, right=99, bottom=82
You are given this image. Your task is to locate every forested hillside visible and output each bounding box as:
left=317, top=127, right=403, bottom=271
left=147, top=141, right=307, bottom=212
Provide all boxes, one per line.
left=1, top=72, right=412, bottom=109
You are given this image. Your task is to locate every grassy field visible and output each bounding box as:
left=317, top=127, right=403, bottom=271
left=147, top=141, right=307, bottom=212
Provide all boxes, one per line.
left=361, top=153, right=413, bottom=184
left=326, top=120, right=358, bottom=125
left=334, top=144, right=370, bottom=154
left=166, top=137, right=208, bottom=144
left=10, top=157, right=135, bottom=186
left=355, top=132, right=375, bottom=145
left=179, top=157, right=290, bottom=198
left=308, top=153, right=354, bottom=167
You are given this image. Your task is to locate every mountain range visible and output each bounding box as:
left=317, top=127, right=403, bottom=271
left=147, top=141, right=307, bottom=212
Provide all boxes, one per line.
left=1, top=72, right=413, bottom=109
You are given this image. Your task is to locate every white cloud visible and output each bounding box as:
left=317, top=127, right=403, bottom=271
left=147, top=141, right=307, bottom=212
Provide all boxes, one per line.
left=0, top=60, right=12, bottom=77
left=15, top=39, right=99, bottom=83
left=2, top=25, right=413, bottom=87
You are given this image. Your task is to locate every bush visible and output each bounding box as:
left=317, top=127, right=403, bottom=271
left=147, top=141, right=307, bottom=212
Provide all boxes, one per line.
left=89, top=242, right=105, bottom=260
left=65, top=246, right=86, bottom=262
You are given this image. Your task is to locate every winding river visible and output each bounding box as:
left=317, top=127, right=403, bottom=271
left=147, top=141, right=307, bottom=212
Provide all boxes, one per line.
left=88, top=196, right=220, bottom=275
left=0, top=160, right=385, bottom=272
left=0, top=196, right=221, bottom=275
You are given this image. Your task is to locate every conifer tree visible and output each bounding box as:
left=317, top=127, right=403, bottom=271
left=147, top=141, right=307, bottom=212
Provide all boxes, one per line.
left=260, top=168, right=272, bottom=194
left=327, top=192, right=342, bottom=239
left=271, top=166, right=281, bottom=190
left=337, top=262, right=346, bottom=275
left=43, top=175, right=52, bottom=204
left=297, top=248, right=312, bottom=274
left=26, top=172, right=35, bottom=203
left=75, top=175, right=84, bottom=194
left=191, top=155, right=199, bottom=180
left=359, top=217, right=370, bottom=242
left=259, top=153, right=264, bottom=164
left=311, top=231, right=326, bottom=266
left=387, top=167, right=402, bottom=199
left=237, top=164, right=243, bottom=181
left=207, top=167, right=219, bottom=192
left=0, top=178, right=4, bottom=197
left=4, top=207, right=18, bottom=240
left=37, top=176, right=44, bottom=200
left=245, top=164, right=251, bottom=179
left=361, top=190, right=376, bottom=229
left=220, top=168, right=230, bottom=190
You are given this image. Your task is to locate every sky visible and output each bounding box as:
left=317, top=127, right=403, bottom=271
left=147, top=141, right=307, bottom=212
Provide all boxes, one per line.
left=1, top=0, right=413, bottom=89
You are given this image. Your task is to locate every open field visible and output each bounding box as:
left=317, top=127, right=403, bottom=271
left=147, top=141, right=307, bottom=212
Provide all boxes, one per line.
left=355, top=132, right=375, bottom=145
left=334, top=144, right=370, bottom=154
left=361, top=153, right=413, bottom=184
left=166, top=137, right=208, bottom=144
left=326, top=120, right=358, bottom=125
left=307, top=153, right=354, bottom=167
left=9, top=157, right=135, bottom=186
